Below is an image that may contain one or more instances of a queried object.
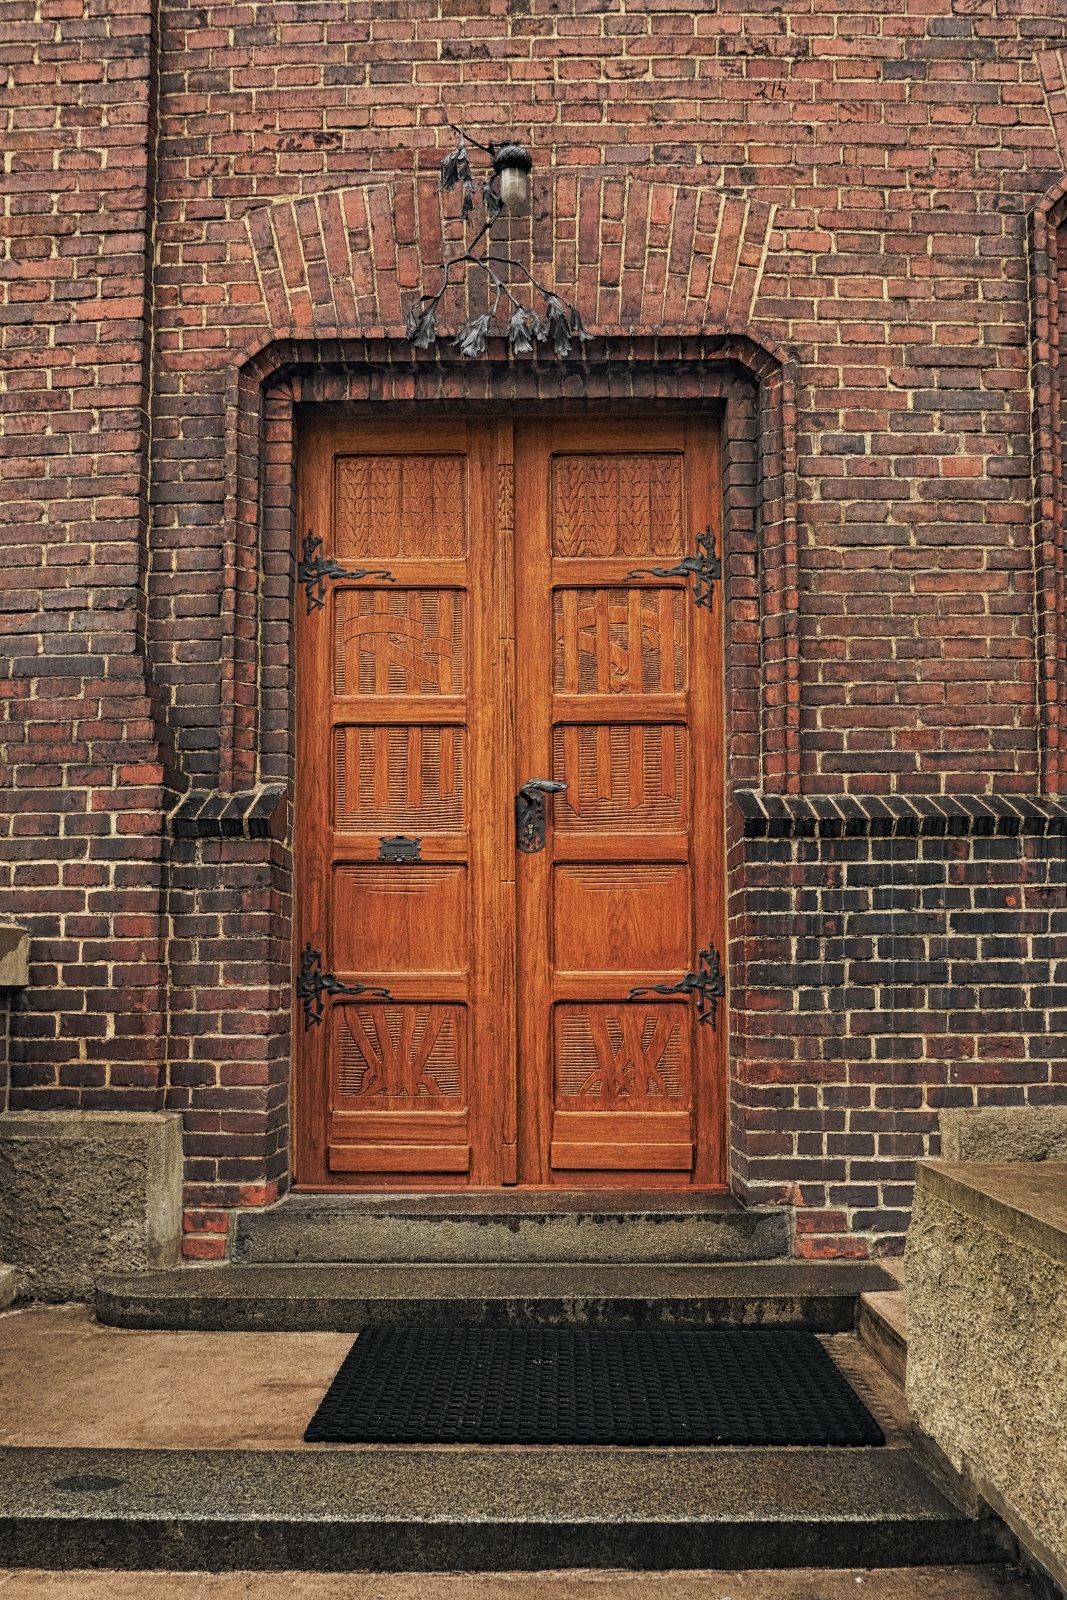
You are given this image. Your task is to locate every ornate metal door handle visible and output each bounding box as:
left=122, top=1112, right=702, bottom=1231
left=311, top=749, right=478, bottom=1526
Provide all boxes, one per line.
left=297, top=943, right=393, bottom=1030
left=297, top=531, right=395, bottom=614
left=628, top=943, right=726, bottom=1028
left=516, top=779, right=567, bottom=853
left=624, top=525, right=722, bottom=610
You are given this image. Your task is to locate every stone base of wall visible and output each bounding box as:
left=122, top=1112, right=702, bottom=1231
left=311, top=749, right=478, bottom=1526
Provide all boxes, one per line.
left=0, top=1112, right=183, bottom=1301
left=906, top=1160, right=1067, bottom=1593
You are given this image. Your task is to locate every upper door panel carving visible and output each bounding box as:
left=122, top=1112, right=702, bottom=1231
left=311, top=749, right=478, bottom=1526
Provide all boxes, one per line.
left=335, top=455, right=467, bottom=559
left=551, top=454, right=684, bottom=558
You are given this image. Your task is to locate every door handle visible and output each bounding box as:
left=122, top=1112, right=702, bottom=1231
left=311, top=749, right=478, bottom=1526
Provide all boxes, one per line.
left=516, top=779, right=567, bottom=854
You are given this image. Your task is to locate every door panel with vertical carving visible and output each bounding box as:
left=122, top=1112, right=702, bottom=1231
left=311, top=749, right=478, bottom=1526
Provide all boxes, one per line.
left=514, top=420, right=725, bottom=1187
left=296, top=420, right=509, bottom=1187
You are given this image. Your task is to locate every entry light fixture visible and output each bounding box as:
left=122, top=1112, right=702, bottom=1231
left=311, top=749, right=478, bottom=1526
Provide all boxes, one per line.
left=491, top=141, right=532, bottom=212
left=405, top=123, right=589, bottom=361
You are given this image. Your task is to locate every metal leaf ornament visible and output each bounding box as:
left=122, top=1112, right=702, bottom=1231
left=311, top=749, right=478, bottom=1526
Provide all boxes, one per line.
left=453, top=313, right=491, bottom=358
left=439, top=134, right=476, bottom=220
left=406, top=124, right=589, bottom=362
left=405, top=301, right=437, bottom=350
left=544, top=295, right=575, bottom=358
left=506, top=306, right=546, bottom=355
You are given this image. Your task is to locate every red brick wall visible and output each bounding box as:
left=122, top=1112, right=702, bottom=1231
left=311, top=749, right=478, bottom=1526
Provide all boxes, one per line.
left=4, top=0, right=1067, bottom=1258
left=1, top=0, right=168, bottom=1103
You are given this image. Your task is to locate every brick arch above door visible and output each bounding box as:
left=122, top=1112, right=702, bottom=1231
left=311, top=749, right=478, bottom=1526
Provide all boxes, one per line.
left=240, top=174, right=780, bottom=344
left=214, top=176, right=796, bottom=796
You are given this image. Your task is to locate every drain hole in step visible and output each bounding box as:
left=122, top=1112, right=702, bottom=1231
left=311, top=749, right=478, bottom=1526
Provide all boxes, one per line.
left=52, top=1475, right=126, bottom=1492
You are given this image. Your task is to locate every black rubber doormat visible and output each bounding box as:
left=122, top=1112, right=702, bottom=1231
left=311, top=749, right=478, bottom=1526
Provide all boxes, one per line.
left=304, top=1327, right=885, bottom=1446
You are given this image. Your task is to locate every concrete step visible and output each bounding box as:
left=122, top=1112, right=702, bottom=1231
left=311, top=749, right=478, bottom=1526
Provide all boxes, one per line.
left=0, top=1443, right=1009, bottom=1572
left=860, top=1289, right=908, bottom=1388
left=233, top=1191, right=792, bottom=1265
left=0, top=1568, right=1038, bottom=1600
left=96, top=1261, right=900, bottom=1333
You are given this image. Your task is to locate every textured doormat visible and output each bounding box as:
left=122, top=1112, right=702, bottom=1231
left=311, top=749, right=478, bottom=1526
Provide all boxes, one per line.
left=304, top=1327, right=886, bottom=1446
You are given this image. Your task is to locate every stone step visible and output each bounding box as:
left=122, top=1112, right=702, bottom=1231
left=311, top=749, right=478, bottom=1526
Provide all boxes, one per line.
left=0, top=1443, right=1008, bottom=1572
left=233, top=1191, right=792, bottom=1265
left=858, top=1260, right=907, bottom=1387
left=96, top=1260, right=899, bottom=1333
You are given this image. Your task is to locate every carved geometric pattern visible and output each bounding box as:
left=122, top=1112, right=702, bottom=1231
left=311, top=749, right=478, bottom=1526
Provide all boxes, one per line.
left=335, top=726, right=465, bottom=832
left=552, top=454, right=684, bottom=559
left=335, top=455, right=467, bottom=560
left=552, top=589, right=686, bottom=694
left=498, top=462, right=514, bottom=541
left=553, top=724, right=687, bottom=830
left=555, top=1004, right=689, bottom=1107
left=337, top=1004, right=464, bottom=1102
left=334, top=590, right=466, bottom=696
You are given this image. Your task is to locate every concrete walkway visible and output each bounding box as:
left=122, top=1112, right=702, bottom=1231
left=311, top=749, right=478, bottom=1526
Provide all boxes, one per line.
left=0, top=1304, right=352, bottom=1451
left=0, top=1306, right=1038, bottom=1595
left=0, top=1304, right=914, bottom=1451
left=0, top=1567, right=1038, bottom=1597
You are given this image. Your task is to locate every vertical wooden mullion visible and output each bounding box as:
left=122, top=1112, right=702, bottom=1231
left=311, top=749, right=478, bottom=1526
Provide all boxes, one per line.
left=496, top=421, right=519, bottom=1182
left=467, top=421, right=500, bottom=1185
left=514, top=422, right=555, bottom=1185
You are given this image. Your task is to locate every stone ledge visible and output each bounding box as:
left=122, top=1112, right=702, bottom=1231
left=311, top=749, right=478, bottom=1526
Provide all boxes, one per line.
left=940, top=1107, right=1067, bottom=1164
left=169, top=785, right=286, bottom=842
left=234, top=1189, right=793, bottom=1265
left=916, top=1161, right=1067, bottom=1268
left=737, top=791, right=1067, bottom=841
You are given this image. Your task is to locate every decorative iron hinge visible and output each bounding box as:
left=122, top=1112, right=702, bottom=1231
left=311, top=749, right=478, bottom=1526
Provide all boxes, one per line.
left=297, top=942, right=393, bottom=1030
left=297, top=531, right=395, bottom=614
left=516, top=778, right=567, bottom=853
left=628, top=943, right=726, bottom=1029
left=379, top=835, right=421, bottom=863
left=625, top=525, right=722, bottom=610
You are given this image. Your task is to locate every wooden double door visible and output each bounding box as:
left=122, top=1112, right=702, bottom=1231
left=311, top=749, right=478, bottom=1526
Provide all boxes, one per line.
left=295, top=414, right=726, bottom=1190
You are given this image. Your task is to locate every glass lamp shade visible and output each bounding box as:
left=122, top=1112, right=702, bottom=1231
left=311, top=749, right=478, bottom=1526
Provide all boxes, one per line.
left=498, top=164, right=528, bottom=211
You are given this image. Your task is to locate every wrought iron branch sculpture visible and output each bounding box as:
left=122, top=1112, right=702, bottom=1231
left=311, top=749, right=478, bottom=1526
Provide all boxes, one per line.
left=405, top=125, right=590, bottom=360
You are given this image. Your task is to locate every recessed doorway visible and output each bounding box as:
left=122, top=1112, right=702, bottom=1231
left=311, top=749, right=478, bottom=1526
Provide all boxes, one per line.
left=294, top=414, right=727, bottom=1189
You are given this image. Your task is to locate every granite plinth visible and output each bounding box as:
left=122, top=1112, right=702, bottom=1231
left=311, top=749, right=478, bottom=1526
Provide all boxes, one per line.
left=0, top=1113, right=183, bottom=1302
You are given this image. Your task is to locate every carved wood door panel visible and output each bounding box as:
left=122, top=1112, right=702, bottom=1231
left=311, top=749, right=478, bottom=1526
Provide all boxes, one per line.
left=295, top=420, right=512, bottom=1187
left=513, top=420, right=726, bottom=1186
left=295, top=415, right=725, bottom=1190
